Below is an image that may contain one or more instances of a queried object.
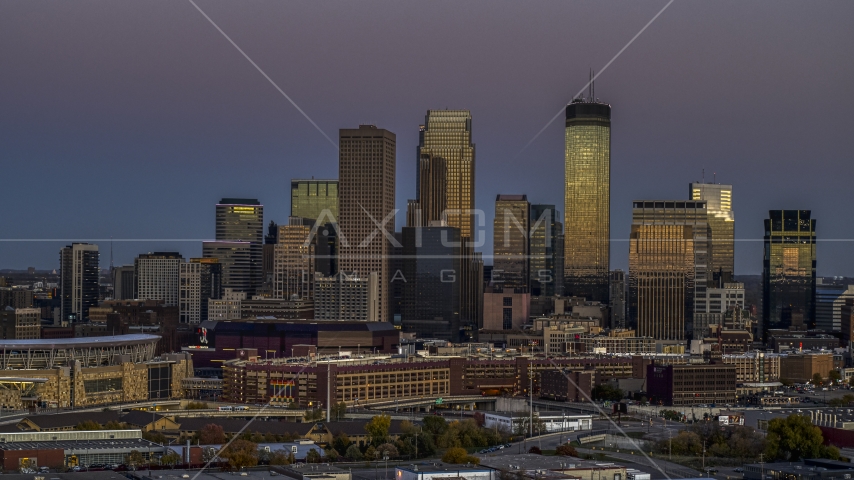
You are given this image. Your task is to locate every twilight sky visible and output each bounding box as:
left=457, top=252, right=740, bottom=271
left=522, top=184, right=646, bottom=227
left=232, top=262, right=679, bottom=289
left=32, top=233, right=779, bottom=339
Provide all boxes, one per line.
left=1, top=0, right=852, bottom=275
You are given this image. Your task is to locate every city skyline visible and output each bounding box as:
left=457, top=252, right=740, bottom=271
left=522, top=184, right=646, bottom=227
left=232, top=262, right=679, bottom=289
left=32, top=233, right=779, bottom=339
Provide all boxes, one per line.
left=1, top=1, right=852, bottom=277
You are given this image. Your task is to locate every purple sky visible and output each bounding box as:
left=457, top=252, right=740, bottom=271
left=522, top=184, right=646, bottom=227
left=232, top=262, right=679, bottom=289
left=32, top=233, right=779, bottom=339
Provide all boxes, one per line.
left=1, top=0, right=852, bottom=275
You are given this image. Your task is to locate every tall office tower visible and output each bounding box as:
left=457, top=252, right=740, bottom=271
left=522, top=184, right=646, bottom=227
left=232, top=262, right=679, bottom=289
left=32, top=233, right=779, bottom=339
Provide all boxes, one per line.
left=763, top=210, right=817, bottom=338
left=203, top=241, right=252, bottom=293
left=291, top=179, right=339, bottom=223
left=59, top=243, right=99, bottom=322
left=216, top=198, right=263, bottom=294
left=262, top=221, right=278, bottom=289
left=529, top=204, right=561, bottom=297
left=133, top=252, right=183, bottom=306
left=609, top=270, right=627, bottom=329
left=314, top=272, right=379, bottom=321
left=111, top=265, right=135, bottom=300
left=564, top=98, right=611, bottom=303
left=493, top=195, right=530, bottom=289
left=179, top=258, right=223, bottom=324
left=690, top=183, right=735, bottom=286
left=338, top=125, right=396, bottom=323
left=401, top=225, right=462, bottom=341
left=815, top=281, right=854, bottom=333
left=273, top=217, right=315, bottom=300
left=629, top=201, right=710, bottom=340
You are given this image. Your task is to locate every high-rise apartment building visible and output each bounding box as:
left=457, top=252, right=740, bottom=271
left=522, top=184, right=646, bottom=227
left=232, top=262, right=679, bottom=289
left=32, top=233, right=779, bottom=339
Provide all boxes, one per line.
left=564, top=98, right=611, bottom=303
left=134, top=252, right=183, bottom=307
left=629, top=201, right=710, bottom=340
left=59, top=243, right=99, bottom=322
left=314, top=272, right=379, bottom=322
left=179, top=258, right=222, bottom=324
left=763, top=210, right=816, bottom=338
left=401, top=225, right=462, bottom=341
left=493, top=195, right=530, bottom=290
left=291, top=179, right=338, bottom=224
left=273, top=217, right=315, bottom=301
left=690, top=183, right=735, bottom=286
left=216, top=198, right=263, bottom=294
left=338, top=125, right=395, bottom=323
left=530, top=204, right=562, bottom=297
left=609, top=270, right=627, bottom=329
left=203, top=241, right=252, bottom=293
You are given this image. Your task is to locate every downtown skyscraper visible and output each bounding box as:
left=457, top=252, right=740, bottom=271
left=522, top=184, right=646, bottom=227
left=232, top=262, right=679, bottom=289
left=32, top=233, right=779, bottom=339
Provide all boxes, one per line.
left=408, top=110, right=483, bottom=335
left=338, top=125, right=396, bottom=322
left=690, top=182, right=735, bottom=286
left=215, top=198, right=263, bottom=295
left=564, top=98, right=611, bottom=303
left=763, top=210, right=817, bottom=338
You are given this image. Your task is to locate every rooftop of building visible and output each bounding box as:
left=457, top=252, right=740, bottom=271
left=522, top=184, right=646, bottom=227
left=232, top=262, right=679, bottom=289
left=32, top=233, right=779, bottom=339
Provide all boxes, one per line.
left=479, top=454, right=621, bottom=472
left=0, top=333, right=160, bottom=348
left=18, top=411, right=122, bottom=430
left=396, top=464, right=492, bottom=474
left=0, top=437, right=161, bottom=451
left=487, top=411, right=592, bottom=419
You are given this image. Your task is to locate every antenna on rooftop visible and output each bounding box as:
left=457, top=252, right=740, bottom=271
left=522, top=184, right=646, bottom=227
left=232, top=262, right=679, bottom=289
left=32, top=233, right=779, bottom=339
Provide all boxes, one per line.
left=110, top=236, right=114, bottom=271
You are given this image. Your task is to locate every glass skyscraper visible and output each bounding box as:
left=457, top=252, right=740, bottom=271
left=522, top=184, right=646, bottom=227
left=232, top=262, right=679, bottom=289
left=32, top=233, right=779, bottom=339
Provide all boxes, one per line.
left=291, top=179, right=338, bottom=223
left=493, top=195, right=530, bottom=289
left=763, top=210, right=816, bottom=339
left=690, top=183, right=735, bottom=286
left=564, top=99, right=610, bottom=303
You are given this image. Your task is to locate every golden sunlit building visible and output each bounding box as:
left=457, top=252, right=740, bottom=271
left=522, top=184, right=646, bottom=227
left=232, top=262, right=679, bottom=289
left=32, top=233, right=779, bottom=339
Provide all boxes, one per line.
left=690, top=182, right=735, bottom=286
left=564, top=99, right=610, bottom=303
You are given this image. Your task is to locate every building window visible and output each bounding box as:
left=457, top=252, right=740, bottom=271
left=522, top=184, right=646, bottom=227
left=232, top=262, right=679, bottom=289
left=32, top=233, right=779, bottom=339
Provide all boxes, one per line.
left=503, top=297, right=512, bottom=307
left=503, top=308, right=513, bottom=330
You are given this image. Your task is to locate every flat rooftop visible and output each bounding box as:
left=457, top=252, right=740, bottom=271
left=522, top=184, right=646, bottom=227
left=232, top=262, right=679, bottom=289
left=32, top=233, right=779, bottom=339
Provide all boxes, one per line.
left=0, top=438, right=162, bottom=451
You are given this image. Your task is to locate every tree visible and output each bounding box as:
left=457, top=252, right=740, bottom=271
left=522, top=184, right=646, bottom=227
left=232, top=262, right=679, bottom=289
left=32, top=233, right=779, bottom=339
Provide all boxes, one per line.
left=473, top=411, right=486, bottom=427
left=161, top=451, right=182, bottom=467
left=512, top=415, right=546, bottom=437
left=812, top=373, right=824, bottom=386
left=766, top=415, right=839, bottom=461
left=377, top=443, right=399, bottom=459
left=323, top=447, right=341, bottom=462
left=422, top=416, right=448, bottom=436
left=365, top=445, right=377, bottom=460
left=186, top=401, right=209, bottom=410
left=143, top=430, right=168, bottom=445
left=126, top=450, right=144, bottom=468
left=75, top=420, right=103, bottom=430
left=332, top=432, right=351, bottom=453
left=591, top=384, right=624, bottom=402
left=200, top=423, right=226, bottom=444
left=345, top=444, right=364, bottom=461
left=528, top=446, right=542, bottom=454
left=829, top=370, right=842, bottom=385
left=269, top=449, right=292, bottom=465
left=331, top=402, right=347, bottom=420
left=305, top=448, right=322, bottom=463
left=202, top=446, right=219, bottom=464
left=556, top=444, right=579, bottom=457
left=221, top=439, right=259, bottom=470
left=104, top=421, right=131, bottom=430
left=304, top=408, right=325, bottom=422
left=365, top=414, right=392, bottom=445
left=442, top=447, right=480, bottom=465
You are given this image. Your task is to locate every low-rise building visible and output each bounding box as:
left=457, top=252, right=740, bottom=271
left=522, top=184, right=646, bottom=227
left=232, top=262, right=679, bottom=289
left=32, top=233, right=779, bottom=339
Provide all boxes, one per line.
left=647, top=362, right=737, bottom=406
left=779, top=352, right=833, bottom=383
left=540, top=369, right=593, bottom=402
left=722, top=352, right=780, bottom=383
left=482, top=411, right=593, bottom=434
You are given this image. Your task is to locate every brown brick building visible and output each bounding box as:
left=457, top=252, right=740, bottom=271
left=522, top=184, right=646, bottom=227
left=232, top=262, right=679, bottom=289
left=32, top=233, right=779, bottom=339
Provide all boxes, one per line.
left=779, top=352, right=833, bottom=383
left=647, top=363, right=737, bottom=406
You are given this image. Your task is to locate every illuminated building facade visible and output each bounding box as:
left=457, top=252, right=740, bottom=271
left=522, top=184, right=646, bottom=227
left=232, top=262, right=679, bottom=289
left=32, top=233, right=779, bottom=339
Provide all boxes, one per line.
left=291, top=179, right=338, bottom=224
left=690, top=183, right=735, bottom=286
left=338, top=125, right=396, bottom=323
left=133, top=252, right=183, bottom=307
left=763, top=210, right=816, bottom=339
left=215, top=198, right=263, bottom=295
left=493, top=195, right=530, bottom=289
left=564, top=99, right=610, bottom=303
left=629, top=201, right=709, bottom=340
